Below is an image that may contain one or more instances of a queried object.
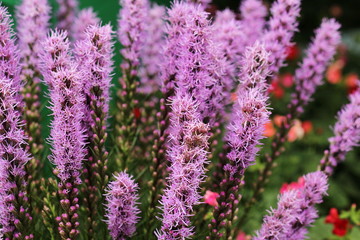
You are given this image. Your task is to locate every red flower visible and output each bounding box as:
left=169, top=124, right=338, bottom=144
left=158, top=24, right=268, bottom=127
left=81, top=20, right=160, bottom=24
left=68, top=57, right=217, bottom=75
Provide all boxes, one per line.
left=345, top=73, right=358, bottom=95
left=325, top=208, right=351, bottom=236
left=301, top=121, right=313, bottom=134
left=326, top=60, right=344, bottom=84
left=280, top=73, right=294, bottom=88
left=264, top=122, right=276, bottom=138
left=286, top=44, right=299, bottom=61
left=133, top=108, right=141, bottom=119
left=269, top=81, right=284, bottom=99
left=280, top=177, right=305, bottom=194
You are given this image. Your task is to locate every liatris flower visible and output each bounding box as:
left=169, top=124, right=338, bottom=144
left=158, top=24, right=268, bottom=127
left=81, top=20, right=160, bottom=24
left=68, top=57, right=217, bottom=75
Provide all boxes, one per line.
left=138, top=4, right=166, bottom=94
left=186, top=0, right=211, bottom=9
left=163, top=1, right=226, bottom=124
left=208, top=43, right=271, bottom=239
left=115, top=0, right=148, bottom=169
left=156, top=90, right=210, bottom=239
left=0, top=6, right=21, bottom=97
left=41, top=30, right=86, bottom=239
left=286, top=171, right=328, bottom=239
left=253, top=190, right=301, bottom=240
left=324, top=88, right=360, bottom=174
left=262, top=0, right=301, bottom=74
left=0, top=79, right=33, bottom=239
left=240, top=19, right=341, bottom=229
left=16, top=0, right=50, bottom=172
left=56, top=0, right=78, bottom=33
left=105, top=172, right=140, bottom=240
left=74, top=24, right=114, bottom=237
left=212, top=9, right=244, bottom=92
left=226, top=42, right=271, bottom=177
left=118, top=0, right=148, bottom=69
left=254, top=171, right=328, bottom=240
left=290, top=19, right=341, bottom=116
left=239, top=0, right=267, bottom=48
left=71, top=8, right=100, bottom=42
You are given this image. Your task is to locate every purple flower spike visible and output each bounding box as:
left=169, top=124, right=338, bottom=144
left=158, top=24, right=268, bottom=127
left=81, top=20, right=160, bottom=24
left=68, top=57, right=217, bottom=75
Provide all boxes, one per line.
left=225, top=43, right=271, bottom=177
left=157, top=90, right=210, bottom=239
left=213, top=9, right=244, bottom=92
left=0, top=79, right=33, bottom=239
left=138, top=4, right=166, bottom=94
left=163, top=1, right=226, bottom=124
left=16, top=0, right=50, bottom=158
left=239, top=0, right=267, bottom=48
left=255, top=171, right=328, bottom=240
left=326, top=89, right=360, bottom=173
left=56, top=0, right=78, bottom=33
left=40, top=31, right=72, bottom=90
left=105, top=172, right=140, bottom=240
left=0, top=6, right=21, bottom=95
left=74, top=23, right=114, bottom=236
left=75, top=24, right=114, bottom=136
left=291, top=19, right=341, bottom=115
left=186, top=0, right=211, bottom=9
left=208, top=43, right=271, bottom=239
left=118, top=0, right=148, bottom=69
left=254, top=190, right=301, bottom=240
left=263, top=0, right=301, bottom=74
left=71, top=8, right=100, bottom=42
left=41, top=30, right=86, bottom=239
left=17, top=0, right=50, bottom=72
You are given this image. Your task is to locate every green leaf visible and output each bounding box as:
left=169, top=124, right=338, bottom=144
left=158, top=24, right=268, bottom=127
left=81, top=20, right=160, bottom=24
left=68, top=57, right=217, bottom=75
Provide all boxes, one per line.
left=349, top=227, right=360, bottom=240
left=308, top=217, right=333, bottom=239
left=1, top=0, right=20, bottom=6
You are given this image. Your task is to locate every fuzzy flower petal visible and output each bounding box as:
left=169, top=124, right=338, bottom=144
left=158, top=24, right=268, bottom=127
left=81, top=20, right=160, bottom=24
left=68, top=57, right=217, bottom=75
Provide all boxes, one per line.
left=157, top=90, right=210, bottom=239
left=291, top=19, right=341, bottom=115
left=138, top=4, right=166, bottom=94
left=118, top=0, right=149, bottom=68
left=327, top=88, right=360, bottom=173
left=105, top=172, right=140, bottom=239
left=239, top=0, right=267, bottom=48
left=71, top=8, right=100, bottom=42
left=56, top=0, right=78, bottom=33
left=163, top=1, right=227, bottom=124
left=262, top=0, right=301, bottom=74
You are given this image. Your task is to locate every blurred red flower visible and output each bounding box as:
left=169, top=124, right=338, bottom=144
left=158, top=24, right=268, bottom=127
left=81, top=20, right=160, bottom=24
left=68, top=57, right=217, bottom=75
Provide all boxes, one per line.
left=280, top=176, right=305, bottom=194
left=325, top=208, right=351, bottom=236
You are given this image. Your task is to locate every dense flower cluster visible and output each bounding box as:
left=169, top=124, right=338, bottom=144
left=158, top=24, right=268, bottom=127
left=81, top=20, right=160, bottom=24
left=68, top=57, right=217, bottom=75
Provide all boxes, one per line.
left=163, top=2, right=226, bottom=123
left=225, top=43, right=271, bottom=177
left=326, top=89, right=360, bottom=173
left=56, top=0, right=78, bottom=32
left=138, top=4, right=166, bottom=94
left=0, top=7, right=21, bottom=96
left=255, top=171, right=328, bottom=240
left=105, top=172, right=139, bottom=240
left=239, top=0, right=267, bottom=48
left=291, top=19, right=341, bottom=115
left=41, top=30, right=86, bottom=239
left=71, top=8, right=100, bottom=42
left=212, top=9, right=244, bottom=92
left=0, top=1, right=358, bottom=240
left=157, top=91, right=210, bottom=239
left=0, top=79, right=33, bottom=239
left=118, top=0, right=148, bottom=68
left=263, top=0, right=301, bottom=74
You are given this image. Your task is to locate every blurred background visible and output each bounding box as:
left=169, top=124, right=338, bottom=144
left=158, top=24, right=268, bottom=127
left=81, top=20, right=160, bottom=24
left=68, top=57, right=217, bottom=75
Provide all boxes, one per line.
left=2, top=0, right=360, bottom=238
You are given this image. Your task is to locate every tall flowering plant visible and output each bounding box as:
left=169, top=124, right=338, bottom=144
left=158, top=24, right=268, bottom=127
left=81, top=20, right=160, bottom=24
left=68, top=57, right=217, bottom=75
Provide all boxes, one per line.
left=0, top=0, right=359, bottom=240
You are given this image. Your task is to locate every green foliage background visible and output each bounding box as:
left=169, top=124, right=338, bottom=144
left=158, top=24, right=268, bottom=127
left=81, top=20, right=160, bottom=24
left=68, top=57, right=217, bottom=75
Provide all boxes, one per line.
left=1, top=0, right=360, bottom=239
